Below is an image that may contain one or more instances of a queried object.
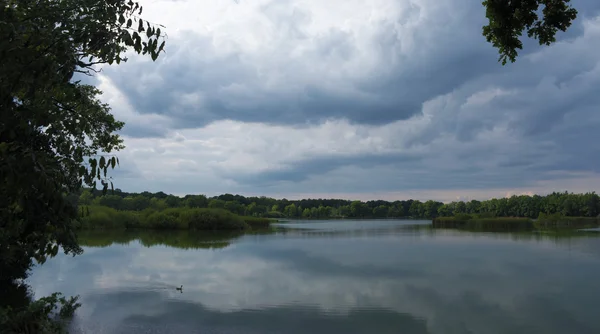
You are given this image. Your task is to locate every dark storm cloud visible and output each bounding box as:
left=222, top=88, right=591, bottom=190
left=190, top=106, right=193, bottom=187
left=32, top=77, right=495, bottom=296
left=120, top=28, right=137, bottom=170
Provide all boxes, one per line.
left=100, top=0, right=528, bottom=133
left=104, top=0, right=598, bottom=139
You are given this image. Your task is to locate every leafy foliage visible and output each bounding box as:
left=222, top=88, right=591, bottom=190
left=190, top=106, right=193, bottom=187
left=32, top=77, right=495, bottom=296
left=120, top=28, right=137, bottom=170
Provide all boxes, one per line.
left=1, top=0, right=166, bottom=282
left=482, top=0, right=578, bottom=65
left=1, top=0, right=166, bottom=330
left=0, top=291, right=80, bottom=334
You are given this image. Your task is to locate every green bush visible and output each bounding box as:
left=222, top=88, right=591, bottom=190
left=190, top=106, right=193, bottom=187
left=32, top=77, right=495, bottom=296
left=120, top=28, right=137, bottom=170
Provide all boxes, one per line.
left=75, top=206, right=269, bottom=231
left=179, top=208, right=247, bottom=230
left=78, top=206, right=119, bottom=229
left=145, top=212, right=180, bottom=229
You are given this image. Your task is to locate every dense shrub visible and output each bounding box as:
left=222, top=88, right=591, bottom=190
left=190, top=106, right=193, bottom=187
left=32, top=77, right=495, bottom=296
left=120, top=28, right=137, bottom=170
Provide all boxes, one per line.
left=180, top=208, right=247, bottom=230
left=77, top=206, right=253, bottom=231
left=145, top=212, right=181, bottom=229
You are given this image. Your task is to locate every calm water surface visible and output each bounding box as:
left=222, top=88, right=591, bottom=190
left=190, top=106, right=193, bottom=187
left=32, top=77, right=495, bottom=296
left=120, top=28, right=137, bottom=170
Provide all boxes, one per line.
left=28, top=220, right=600, bottom=334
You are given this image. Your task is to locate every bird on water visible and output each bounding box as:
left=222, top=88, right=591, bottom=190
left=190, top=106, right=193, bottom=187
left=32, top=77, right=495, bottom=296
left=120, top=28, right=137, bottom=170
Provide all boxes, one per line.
left=176, top=285, right=183, bottom=292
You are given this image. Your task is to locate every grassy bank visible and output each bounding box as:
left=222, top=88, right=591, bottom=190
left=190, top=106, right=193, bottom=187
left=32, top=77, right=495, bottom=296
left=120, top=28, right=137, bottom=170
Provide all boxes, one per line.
left=76, top=205, right=273, bottom=231
left=433, top=213, right=600, bottom=231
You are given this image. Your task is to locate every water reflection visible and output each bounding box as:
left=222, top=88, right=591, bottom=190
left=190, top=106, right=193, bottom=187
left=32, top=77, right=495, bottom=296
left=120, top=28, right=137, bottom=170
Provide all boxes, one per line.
left=28, top=220, right=600, bottom=334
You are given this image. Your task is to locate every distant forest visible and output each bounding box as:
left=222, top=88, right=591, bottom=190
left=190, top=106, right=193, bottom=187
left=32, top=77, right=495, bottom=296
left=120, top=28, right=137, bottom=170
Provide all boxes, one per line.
left=77, top=189, right=600, bottom=220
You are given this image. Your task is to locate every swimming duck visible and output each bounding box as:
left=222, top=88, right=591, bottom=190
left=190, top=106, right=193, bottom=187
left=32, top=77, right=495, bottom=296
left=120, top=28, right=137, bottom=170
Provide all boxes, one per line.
left=176, top=285, right=183, bottom=292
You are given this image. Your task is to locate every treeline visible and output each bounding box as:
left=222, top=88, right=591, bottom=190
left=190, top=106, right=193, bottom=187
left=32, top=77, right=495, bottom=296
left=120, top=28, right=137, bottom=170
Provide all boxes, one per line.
left=76, top=189, right=600, bottom=219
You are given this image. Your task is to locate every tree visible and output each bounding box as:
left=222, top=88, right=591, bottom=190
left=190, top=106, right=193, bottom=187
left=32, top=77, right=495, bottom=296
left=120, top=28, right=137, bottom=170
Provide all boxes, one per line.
left=1, top=0, right=166, bottom=329
left=208, top=199, right=226, bottom=209
left=93, top=194, right=123, bottom=210
left=423, top=200, right=442, bottom=218
left=409, top=201, right=423, bottom=217
left=164, top=195, right=182, bottom=208
left=149, top=198, right=168, bottom=211
left=453, top=201, right=467, bottom=215
left=482, top=0, right=578, bottom=65
left=350, top=201, right=369, bottom=218
left=283, top=204, right=297, bottom=217
left=79, top=190, right=93, bottom=205
left=225, top=201, right=244, bottom=215
left=387, top=205, right=402, bottom=218
left=184, top=195, right=208, bottom=208
left=246, top=202, right=258, bottom=216
left=373, top=205, right=388, bottom=218
left=302, top=208, right=311, bottom=218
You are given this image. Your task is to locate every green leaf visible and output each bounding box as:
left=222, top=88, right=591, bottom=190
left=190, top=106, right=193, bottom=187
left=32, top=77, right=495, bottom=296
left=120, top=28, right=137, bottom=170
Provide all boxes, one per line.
left=119, top=14, right=125, bottom=25
left=138, top=19, right=144, bottom=32
left=127, top=19, right=132, bottom=28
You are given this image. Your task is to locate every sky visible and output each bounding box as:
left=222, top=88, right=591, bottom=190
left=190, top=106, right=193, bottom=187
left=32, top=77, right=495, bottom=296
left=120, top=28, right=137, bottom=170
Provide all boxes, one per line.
left=92, top=0, right=600, bottom=202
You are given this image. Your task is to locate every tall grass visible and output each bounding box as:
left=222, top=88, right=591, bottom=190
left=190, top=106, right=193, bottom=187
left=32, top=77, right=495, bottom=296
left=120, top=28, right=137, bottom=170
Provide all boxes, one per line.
left=432, top=215, right=533, bottom=230
left=242, top=216, right=273, bottom=229
left=433, top=212, right=600, bottom=231
left=535, top=213, right=600, bottom=229
left=77, top=206, right=258, bottom=230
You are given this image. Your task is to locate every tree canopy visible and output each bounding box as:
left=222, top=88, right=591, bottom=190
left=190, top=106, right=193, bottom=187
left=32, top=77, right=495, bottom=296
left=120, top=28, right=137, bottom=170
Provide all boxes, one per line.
left=0, top=0, right=166, bottom=330
left=482, top=0, right=578, bottom=65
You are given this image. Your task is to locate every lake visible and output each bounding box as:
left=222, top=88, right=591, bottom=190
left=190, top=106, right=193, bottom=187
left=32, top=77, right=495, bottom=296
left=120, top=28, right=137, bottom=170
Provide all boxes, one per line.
left=28, top=219, right=600, bottom=334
